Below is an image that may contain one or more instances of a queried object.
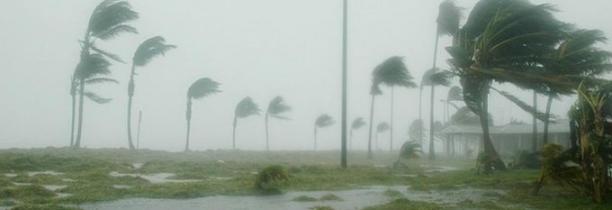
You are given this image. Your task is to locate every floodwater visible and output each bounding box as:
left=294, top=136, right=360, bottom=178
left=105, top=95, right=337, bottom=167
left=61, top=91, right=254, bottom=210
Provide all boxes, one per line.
left=79, top=185, right=504, bottom=210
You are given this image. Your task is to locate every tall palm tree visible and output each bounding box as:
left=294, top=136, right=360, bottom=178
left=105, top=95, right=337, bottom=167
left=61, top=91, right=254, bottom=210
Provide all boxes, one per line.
left=350, top=117, right=366, bottom=150
left=421, top=68, right=451, bottom=157
left=314, top=114, right=334, bottom=151
left=375, top=122, right=390, bottom=150
left=71, top=0, right=138, bottom=148
left=233, top=97, right=260, bottom=149
left=367, top=80, right=382, bottom=158
left=185, top=78, right=220, bottom=151
left=367, top=56, right=416, bottom=157
left=340, top=0, right=349, bottom=168
left=428, top=0, right=461, bottom=160
left=447, top=0, right=566, bottom=172
left=126, top=36, right=176, bottom=150
left=265, top=96, right=291, bottom=151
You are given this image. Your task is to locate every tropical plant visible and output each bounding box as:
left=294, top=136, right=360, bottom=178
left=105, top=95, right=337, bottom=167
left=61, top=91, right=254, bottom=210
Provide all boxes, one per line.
left=350, top=117, right=366, bottom=150
left=367, top=77, right=382, bottom=158
left=408, top=119, right=424, bottom=142
left=314, top=114, right=334, bottom=151
left=233, top=97, right=260, bottom=149
left=126, top=36, right=176, bottom=150
left=399, top=141, right=423, bottom=160
left=446, top=0, right=566, bottom=172
left=368, top=57, right=416, bottom=156
left=375, top=122, right=390, bottom=150
left=71, top=0, right=139, bottom=148
left=254, top=165, right=289, bottom=194
left=426, top=0, right=462, bottom=160
left=185, top=78, right=220, bottom=151
left=264, top=96, right=291, bottom=151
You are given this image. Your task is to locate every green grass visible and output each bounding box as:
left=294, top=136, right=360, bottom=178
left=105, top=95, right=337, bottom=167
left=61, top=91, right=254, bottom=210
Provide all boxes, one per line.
left=363, top=198, right=442, bottom=210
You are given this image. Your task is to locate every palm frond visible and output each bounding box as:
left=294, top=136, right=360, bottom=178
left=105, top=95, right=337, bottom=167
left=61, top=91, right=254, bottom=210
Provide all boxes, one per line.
left=376, top=122, right=390, bottom=133
left=315, top=114, right=334, bottom=128
left=89, top=0, right=139, bottom=39
left=90, top=45, right=125, bottom=63
left=76, top=53, right=112, bottom=80
left=351, top=117, right=366, bottom=130
left=267, top=96, right=291, bottom=119
left=491, top=87, right=550, bottom=121
left=85, top=77, right=118, bottom=85
left=437, top=0, right=462, bottom=36
left=84, top=91, right=112, bottom=104
left=373, top=56, right=417, bottom=88
left=447, top=86, right=463, bottom=101
left=95, top=24, right=137, bottom=40
left=133, top=36, right=177, bottom=66
left=422, top=68, right=453, bottom=86
left=399, top=141, right=423, bottom=159
left=235, top=97, right=261, bottom=118
left=188, top=78, right=221, bottom=99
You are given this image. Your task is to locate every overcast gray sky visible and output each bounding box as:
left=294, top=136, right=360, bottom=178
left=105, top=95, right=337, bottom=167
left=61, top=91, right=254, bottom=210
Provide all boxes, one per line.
left=0, top=0, right=611, bottom=151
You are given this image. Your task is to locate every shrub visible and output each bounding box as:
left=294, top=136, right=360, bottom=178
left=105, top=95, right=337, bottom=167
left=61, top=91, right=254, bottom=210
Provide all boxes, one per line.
left=254, top=165, right=289, bottom=194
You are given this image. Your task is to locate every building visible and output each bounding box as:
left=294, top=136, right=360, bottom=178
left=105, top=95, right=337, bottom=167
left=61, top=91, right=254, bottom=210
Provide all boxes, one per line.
left=439, top=120, right=571, bottom=158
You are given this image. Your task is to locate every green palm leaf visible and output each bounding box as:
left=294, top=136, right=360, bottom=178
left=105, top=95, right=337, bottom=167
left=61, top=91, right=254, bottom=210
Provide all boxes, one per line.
left=84, top=92, right=112, bottom=104
left=373, top=56, right=417, bottom=88
left=267, top=96, right=291, bottom=120
left=315, top=114, right=334, bottom=128
left=76, top=53, right=112, bottom=80
left=437, top=0, right=462, bottom=36
left=85, top=77, right=118, bottom=85
left=447, top=86, right=463, bottom=101
left=188, top=78, right=221, bottom=100
left=235, top=97, right=261, bottom=119
left=133, top=36, right=177, bottom=67
left=88, top=0, right=139, bottom=40
left=376, top=122, right=390, bottom=133
left=351, top=117, right=366, bottom=130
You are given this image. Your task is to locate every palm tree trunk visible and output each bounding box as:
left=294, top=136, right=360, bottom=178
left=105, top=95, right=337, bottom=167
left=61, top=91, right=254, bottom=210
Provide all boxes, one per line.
left=429, top=30, right=440, bottom=160
left=70, top=82, right=77, bottom=147
left=367, top=94, right=376, bottom=159
left=136, top=111, right=142, bottom=150
left=532, top=91, right=538, bottom=152
left=185, top=98, right=192, bottom=152
left=375, top=132, right=379, bottom=151
left=126, top=65, right=136, bottom=150
left=349, top=129, right=353, bottom=151
left=418, top=86, right=423, bottom=146
left=542, top=94, right=553, bottom=145
left=265, top=114, right=270, bottom=151
left=74, top=78, right=86, bottom=148
left=340, top=0, right=348, bottom=168
left=479, top=86, right=506, bottom=171
left=314, top=127, right=318, bottom=151
left=390, top=86, right=394, bottom=151
left=233, top=116, right=238, bottom=150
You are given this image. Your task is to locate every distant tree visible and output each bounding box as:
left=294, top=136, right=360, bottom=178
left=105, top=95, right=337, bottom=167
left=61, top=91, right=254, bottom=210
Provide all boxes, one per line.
left=233, top=97, right=260, bottom=149
left=350, top=117, right=366, bottom=150
left=126, top=36, right=176, bottom=150
left=426, top=0, right=461, bottom=160
left=185, top=78, right=220, bottom=151
left=71, top=0, right=138, bottom=148
left=264, top=96, right=291, bottom=151
left=408, top=119, right=424, bottom=142
left=314, top=114, right=334, bottom=151
left=375, top=122, right=390, bottom=150
left=421, top=68, right=452, bottom=158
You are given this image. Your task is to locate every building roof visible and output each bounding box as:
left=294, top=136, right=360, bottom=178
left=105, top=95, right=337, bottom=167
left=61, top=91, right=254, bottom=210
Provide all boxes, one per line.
left=440, top=119, right=570, bottom=135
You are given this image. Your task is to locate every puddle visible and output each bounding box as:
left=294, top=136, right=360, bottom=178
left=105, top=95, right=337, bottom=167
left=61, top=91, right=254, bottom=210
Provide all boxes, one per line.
left=43, top=185, right=67, bottom=191
left=12, top=182, right=32, bottom=186
left=4, top=173, right=17, bottom=178
left=109, top=172, right=200, bottom=184
left=422, top=165, right=460, bottom=173
left=80, top=185, right=505, bottom=210
left=28, top=171, right=64, bottom=176
left=132, top=163, right=144, bottom=170
left=113, top=185, right=132, bottom=189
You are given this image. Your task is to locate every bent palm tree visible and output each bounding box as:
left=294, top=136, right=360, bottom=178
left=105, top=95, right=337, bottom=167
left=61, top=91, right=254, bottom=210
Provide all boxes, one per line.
left=428, top=0, right=461, bottom=160
left=350, top=117, right=366, bottom=150
left=126, top=36, right=176, bottom=150
left=233, top=97, right=260, bottom=149
left=71, top=0, right=138, bottom=148
left=375, top=122, right=390, bottom=151
left=367, top=78, right=383, bottom=158
left=314, top=114, right=334, bottom=151
left=265, top=96, right=291, bottom=151
left=422, top=68, right=452, bottom=157
left=185, top=78, right=220, bottom=151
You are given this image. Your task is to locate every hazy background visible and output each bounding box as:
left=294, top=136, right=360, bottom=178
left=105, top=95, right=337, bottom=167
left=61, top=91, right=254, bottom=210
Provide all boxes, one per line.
left=0, top=0, right=610, bottom=151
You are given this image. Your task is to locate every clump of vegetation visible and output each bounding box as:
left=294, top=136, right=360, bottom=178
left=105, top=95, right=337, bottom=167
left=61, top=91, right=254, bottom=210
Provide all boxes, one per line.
left=509, top=150, right=539, bottom=169
left=363, top=198, right=441, bottom=210
left=10, top=204, right=82, bottom=210
left=309, top=206, right=334, bottom=210
left=393, top=141, right=422, bottom=170
left=254, top=165, right=289, bottom=194
left=0, top=185, right=55, bottom=203
left=292, top=195, right=318, bottom=202
left=319, top=193, right=343, bottom=201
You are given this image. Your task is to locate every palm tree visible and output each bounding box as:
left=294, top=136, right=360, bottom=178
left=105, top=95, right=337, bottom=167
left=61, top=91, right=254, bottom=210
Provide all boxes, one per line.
left=340, top=0, right=349, bottom=168
left=447, top=0, right=566, bottom=172
left=314, top=114, right=334, bottom=151
left=265, top=96, right=291, bottom=151
left=367, top=56, right=416, bottom=158
left=126, top=36, right=176, bottom=150
left=375, top=122, right=390, bottom=150
left=233, top=97, right=260, bottom=149
left=445, top=86, right=463, bottom=121
left=185, top=78, right=220, bottom=151
left=71, top=0, right=138, bottom=148
left=421, top=68, right=451, bottom=158
left=350, top=117, right=366, bottom=150
left=428, top=0, right=461, bottom=159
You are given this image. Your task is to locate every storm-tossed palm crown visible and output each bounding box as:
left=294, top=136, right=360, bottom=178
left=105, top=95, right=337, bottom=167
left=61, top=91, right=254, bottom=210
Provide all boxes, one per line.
left=421, top=68, right=452, bottom=87
left=351, top=117, right=366, bottom=130
left=88, top=0, right=138, bottom=41
left=235, top=97, right=261, bottom=119
left=188, top=78, right=221, bottom=100
left=372, top=56, right=417, bottom=89
left=437, top=0, right=462, bottom=36
left=399, top=141, right=423, bottom=160
left=315, top=114, right=334, bottom=128
left=133, top=36, right=176, bottom=67
left=75, top=53, right=118, bottom=103
left=447, top=86, right=463, bottom=101
left=266, top=96, right=291, bottom=120
left=376, top=122, right=390, bottom=133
